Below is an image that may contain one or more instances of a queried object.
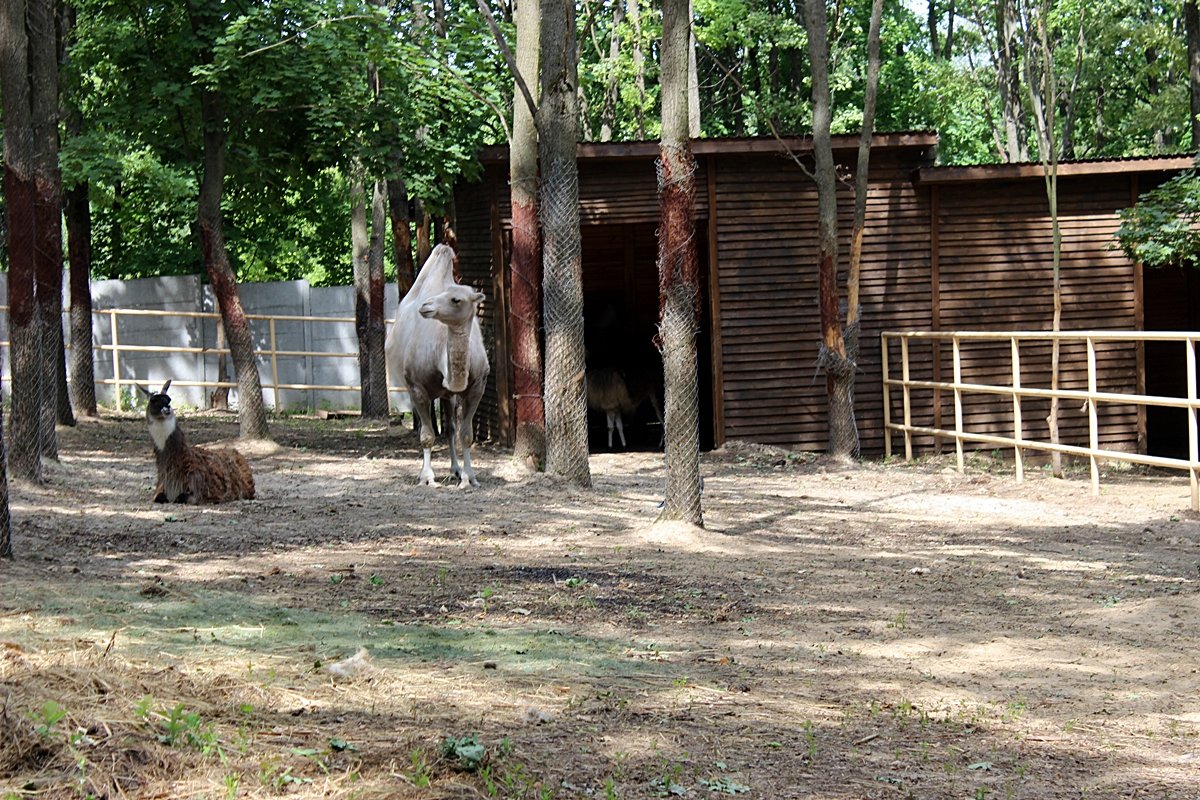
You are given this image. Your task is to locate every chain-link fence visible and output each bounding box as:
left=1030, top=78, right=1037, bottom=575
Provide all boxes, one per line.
left=656, top=144, right=703, bottom=525
left=540, top=157, right=591, bottom=486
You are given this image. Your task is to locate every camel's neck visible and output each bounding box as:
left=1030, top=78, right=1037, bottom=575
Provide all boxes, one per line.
left=444, top=325, right=472, bottom=393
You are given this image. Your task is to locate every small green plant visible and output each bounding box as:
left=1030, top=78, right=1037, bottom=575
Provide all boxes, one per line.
left=887, top=610, right=909, bottom=630
left=802, top=719, right=818, bottom=759
left=441, top=734, right=487, bottom=772
left=407, top=749, right=432, bottom=787
left=700, top=775, right=750, bottom=794
left=30, top=700, right=68, bottom=737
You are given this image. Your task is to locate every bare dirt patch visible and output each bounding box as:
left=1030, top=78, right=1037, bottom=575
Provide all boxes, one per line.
left=1, top=413, right=1199, bottom=799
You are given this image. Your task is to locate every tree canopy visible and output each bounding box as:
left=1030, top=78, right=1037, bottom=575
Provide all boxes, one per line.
left=1, top=0, right=1195, bottom=284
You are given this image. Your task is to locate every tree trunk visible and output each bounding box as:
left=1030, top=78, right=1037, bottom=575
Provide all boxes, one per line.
left=627, top=0, right=647, bottom=139
left=353, top=177, right=389, bottom=420
left=845, top=0, right=883, bottom=434
left=29, top=0, right=71, bottom=439
left=1188, top=0, right=1200, bottom=149
left=688, top=0, right=700, bottom=138
left=805, top=0, right=857, bottom=459
left=388, top=174, right=415, bottom=294
left=539, top=0, right=590, bottom=487
left=210, top=323, right=230, bottom=409
left=657, top=0, right=703, bottom=525
left=1, top=0, right=42, bottom=482
left=65, top=183, right=98, bottom=417
left=928, top=0, right=939, bottom=58
left=197, top=88, right=270, bottom=440
left=62, top=0, right=97, bottom=420
left=943, top=0, right=956, bottom=60
left=997, top=0, right=1027, bottom=162
left=511, top=0, right=545, bottom=467
left=415, top=200, right=432, bottom=267
left=599, top=0, right=624, bottom=141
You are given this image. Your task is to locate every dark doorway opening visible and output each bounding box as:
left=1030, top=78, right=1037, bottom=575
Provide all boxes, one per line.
left=1144, top=266, right=1200, bottom=459
left=581, top=221, right=713, bottom=453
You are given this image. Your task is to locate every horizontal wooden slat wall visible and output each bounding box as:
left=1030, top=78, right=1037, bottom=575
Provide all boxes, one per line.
left=454, top=172, right=504, bottom=444
left=714, top=148, right=934, bottom=452
left=932, top=176, right=1140, bottom=454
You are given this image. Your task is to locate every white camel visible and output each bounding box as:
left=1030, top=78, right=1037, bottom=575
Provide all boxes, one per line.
left=386, top=244, right=490, bottom=487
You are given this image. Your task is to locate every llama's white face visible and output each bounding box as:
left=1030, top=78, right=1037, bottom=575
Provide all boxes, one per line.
left=146, top=394, right=176, bottom=451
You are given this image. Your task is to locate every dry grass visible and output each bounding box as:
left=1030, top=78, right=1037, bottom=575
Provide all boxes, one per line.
left=1, top=413, right=1199, bottom=799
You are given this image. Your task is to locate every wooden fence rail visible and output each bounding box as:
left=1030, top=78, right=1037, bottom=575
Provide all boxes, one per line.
left=0, top=306, right=403, bottom=412
left=881, top=330, right=1200, bottom=511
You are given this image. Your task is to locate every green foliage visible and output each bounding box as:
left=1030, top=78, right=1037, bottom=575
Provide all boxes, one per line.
left=1116, top=167, right=1200, bottom=269
left=441, top=734, right=487, bottom=771
left=5, top=0, right=1194, bottom=287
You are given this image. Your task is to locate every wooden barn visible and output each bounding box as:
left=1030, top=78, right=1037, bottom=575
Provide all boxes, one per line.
left=452, top=133, right=1195, bottom=457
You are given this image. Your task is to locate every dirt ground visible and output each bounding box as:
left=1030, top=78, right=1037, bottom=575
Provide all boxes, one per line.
left=1, top=411, right=1198, bottom=799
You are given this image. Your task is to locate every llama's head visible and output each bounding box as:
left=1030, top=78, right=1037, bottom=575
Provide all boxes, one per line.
left=138, top=380, right=176, bottom=450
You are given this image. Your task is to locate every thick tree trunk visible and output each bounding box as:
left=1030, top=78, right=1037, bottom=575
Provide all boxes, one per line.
left=657, top=0, right=703, bottom=526
left=353, top=178, right=389, bottom=419
left=511, top=0, right=545, bottom=467
left=29, top=0, right=70, bottom=440
left=66, top=184, right=98, bottom=417
left=387, top=174, right=415, bottom=294
left=63, top=0, right=98, bottom=419
left=197, top=89, right=270, bottom=440
left=805, top=0, right=857, bottom=459
left=539, top=0, right=590, bottom=486
left=3, top=0, right=51, bottom=480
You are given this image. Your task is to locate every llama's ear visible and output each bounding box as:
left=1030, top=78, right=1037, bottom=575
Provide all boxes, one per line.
left=136, top=384, right=151, bottom=397
left=161, top=380, right=172, bottom=394
left=471, top=290, right=485, bottom=304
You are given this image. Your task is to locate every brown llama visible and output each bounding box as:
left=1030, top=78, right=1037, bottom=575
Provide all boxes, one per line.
left=138, top=381, right=255, bottom=504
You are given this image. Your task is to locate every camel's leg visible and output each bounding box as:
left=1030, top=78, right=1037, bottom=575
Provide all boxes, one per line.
left=447, top=397, right=463, bottom=481
left=410, top=385, right=438, bottom=486
left=458, top=385, right=484, bottom=488
left=614, top=412, right=627, bottom=448
left=605, top=411, right=616, bottom=449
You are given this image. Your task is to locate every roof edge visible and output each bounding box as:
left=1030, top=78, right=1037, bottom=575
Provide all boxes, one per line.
left=917, top=155, right=1196, bottom=184
left=477, top=132, right=939, bottom=164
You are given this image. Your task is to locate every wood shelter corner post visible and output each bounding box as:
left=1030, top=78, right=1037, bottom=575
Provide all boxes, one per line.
left=953, top=335, right=964, bottom=471
left=1131, top=174, right=1147, bottom=454
left=901, top=336, right=913, bottom=461
left=706, top=156, right=725, bottom=448
left=109, top=311, right=121, bottom=409
left=1189, top=336, right=1199, bottom=512
left=881, top=335, right=892, bottom=459
left=489, top=181, right=514, bottom=447
left=1087, top=335, right=1100, bottom=496
left=1011, top=336, right=1024, bottom=482
left=930, top=184, right=943, bottom=454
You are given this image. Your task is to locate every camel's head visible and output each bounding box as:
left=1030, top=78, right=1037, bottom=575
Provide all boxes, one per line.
left=419, top=285, right=484, bottom=326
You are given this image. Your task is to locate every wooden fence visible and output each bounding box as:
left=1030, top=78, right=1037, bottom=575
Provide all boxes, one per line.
left=882, top=330, right=1200, bottom=510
